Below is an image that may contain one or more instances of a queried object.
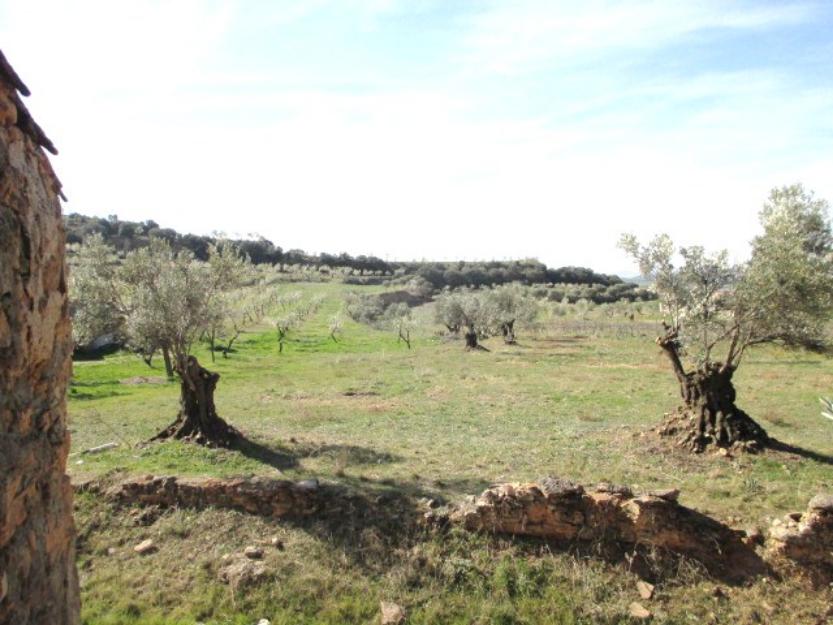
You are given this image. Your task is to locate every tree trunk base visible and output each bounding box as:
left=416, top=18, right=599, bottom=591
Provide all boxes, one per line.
left=149, top=356, right=241, bottom=448
left=464, top=329, right=489, bottom=351
left=656, top=406, right=768, bottom=454
left=652, top=337, right=769, bottom=454
left=151, top=414, right=241, bottom=448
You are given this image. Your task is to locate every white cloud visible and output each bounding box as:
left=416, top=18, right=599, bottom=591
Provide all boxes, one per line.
left=1, top=0, right=831, bottom=274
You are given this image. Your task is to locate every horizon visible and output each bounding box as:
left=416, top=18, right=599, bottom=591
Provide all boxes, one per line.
left=3, top=1, right=832, bottom=274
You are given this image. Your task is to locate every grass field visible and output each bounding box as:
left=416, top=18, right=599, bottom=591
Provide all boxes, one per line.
left=70, top=283, right=833, bottom=625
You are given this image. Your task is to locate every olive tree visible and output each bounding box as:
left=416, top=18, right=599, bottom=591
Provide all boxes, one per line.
left=620, top=184, right=833, bottom=452
left=72, top=236, right=250, bottom=446
left=344, top=293, right=417, bottom=348
left=384, top=303, right=415, bottom=349
left=69, top=234, right=126, bottom=349
left=434, top=290, right=493, bottom=350
left=270, top=293, right=322, bottom=352
left=205, top=286, right=278, bottom=360
left=486, top=283, right=538, bottom=344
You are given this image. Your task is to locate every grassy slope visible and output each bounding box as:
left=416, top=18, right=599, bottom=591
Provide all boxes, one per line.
left=70, top=283, right=833, bottom=625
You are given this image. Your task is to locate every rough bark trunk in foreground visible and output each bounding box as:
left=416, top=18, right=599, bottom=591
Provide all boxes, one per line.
left=0, top=49, right=80, bottom=625
left=656, top=329, right=768, bottom=452
left=152, top=355, right=240, bottom=447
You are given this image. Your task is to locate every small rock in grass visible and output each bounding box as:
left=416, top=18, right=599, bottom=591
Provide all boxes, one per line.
left=636, top=580, right=654, bottom=600
left=256, top=620, right=271, bottom=625
left=295, top=478, right=319, bottom=492
left=380, top=601, right=406, bottom=625
left=244, top=546, right=264, bottom=560
left=269, top=536, right=285, bottom=550
left=218, top=558, right=267, bottom=587
left=808, top=493, right=833, bottom=512
left=106, top=547, right=117, bottom=556
left=133, top=539, right=155, bottom=555
left=629, top=602, right=652, bottom=619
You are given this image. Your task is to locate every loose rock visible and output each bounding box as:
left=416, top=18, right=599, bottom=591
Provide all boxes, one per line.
left=629, top=602, right=652, bottom=619
left=133, top=539, right=156, bottom=555
left=244, top=546, right=264, bottom=560
left=636, top=580, right=654, bottom=600
left=380, top=601, right=406, bottom=625
left=218, top=557, right=267, bottom=587
left=649, top=488, right=680, bottom=502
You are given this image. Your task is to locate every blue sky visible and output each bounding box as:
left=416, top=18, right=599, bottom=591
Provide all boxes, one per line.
left=2, top=0, right=832, bottom=273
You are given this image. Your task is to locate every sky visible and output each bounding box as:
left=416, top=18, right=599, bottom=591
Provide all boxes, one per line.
left=2, top=0, right=832, bottom=274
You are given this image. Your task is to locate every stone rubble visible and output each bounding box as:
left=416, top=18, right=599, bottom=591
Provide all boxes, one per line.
left=444, top=476, right=766, bottom=581
left=766, top=493, right=833, bottom=583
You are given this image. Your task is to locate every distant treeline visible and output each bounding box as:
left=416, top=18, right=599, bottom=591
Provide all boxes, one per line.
left=64, top=213, right=650, bottom=298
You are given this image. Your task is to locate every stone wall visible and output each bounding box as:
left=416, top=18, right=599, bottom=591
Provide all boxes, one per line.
left=0, top=50, right=79, bottom=625
left=104, top=475, right=322, bottom=518
left=766, top=494, right=833, bottom=586
left=442, top=477, right=766, bottom=582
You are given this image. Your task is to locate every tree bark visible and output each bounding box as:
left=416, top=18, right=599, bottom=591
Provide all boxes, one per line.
left=151, top=355, right=240, bottom=447
left=162, top=345, right=174, bottom=379
left=656, top=331, right=768, bottom=452
left=464, top=326, right=488, bottom=351
left=0, top=51, right=80, bottom=625
left=501, top=320, right=516, bottom=344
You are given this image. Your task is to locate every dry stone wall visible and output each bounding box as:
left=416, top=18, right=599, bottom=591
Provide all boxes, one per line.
left=442, top=477, right=767, bottom=582
left=104, top=475, right=322, bottom=518
left=766, top=494, right=833, bottom=585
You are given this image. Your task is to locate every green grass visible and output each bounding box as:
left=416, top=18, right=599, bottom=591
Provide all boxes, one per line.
left=70, top=283, right=833, bottom=624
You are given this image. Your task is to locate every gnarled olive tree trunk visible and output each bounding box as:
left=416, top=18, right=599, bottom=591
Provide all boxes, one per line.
left=464, top=325, right=489, bottom=351
left=152, top=355, right=239, bottom=447
left=501, top=320, right=516, bottom=344
left=656, top=331, right=768, bottom=452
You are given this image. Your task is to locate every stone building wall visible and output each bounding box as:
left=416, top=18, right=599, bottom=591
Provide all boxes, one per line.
left=0, top=50, right=79, bottom=625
